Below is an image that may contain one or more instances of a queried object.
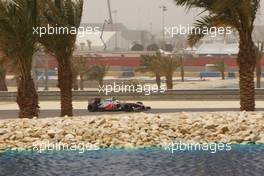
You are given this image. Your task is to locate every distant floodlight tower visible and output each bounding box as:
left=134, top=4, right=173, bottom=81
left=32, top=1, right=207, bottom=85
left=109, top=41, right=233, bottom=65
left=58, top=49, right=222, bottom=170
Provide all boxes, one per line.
left=112, top=10, right=118, bottom=50
left=107, top=0, right=113, bottom=24
left=100, top=0, right=113, bottom=51
left=160, top=5, right=168, bottom=42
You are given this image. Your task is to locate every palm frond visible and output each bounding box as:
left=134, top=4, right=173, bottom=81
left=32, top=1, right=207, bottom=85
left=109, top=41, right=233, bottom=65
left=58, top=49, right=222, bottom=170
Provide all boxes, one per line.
left=137, top=54, right=161, bottom=76
left=0, top=0, right=41, bottom=75
left=187, top=14, right=236, bottom=46
left=85, top=65, right=109, bottom=81
left=39, top=0, right=83, bottom=57
left=174, top=0, right=260, bottom=37
left=174, top=0, right=215, bottom=11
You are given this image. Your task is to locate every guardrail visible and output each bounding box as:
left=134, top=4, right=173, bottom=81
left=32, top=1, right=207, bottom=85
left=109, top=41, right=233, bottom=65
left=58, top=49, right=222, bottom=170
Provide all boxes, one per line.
left=0, top=89, right=264, bottom=101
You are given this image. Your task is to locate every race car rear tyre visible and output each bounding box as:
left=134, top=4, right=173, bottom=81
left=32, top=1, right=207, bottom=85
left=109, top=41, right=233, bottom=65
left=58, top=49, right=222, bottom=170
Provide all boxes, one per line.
left=88, top=104, right=97, bottom=112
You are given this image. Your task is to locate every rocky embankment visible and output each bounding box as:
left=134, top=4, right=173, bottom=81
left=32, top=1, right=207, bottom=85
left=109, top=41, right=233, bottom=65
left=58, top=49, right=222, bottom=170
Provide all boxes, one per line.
left=0, top=112, right=264, bottom=151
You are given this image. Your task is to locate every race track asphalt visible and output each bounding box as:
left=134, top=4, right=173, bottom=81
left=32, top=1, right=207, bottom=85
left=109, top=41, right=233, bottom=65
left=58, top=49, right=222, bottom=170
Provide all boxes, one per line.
left=1, top=108, right=264, bottom=119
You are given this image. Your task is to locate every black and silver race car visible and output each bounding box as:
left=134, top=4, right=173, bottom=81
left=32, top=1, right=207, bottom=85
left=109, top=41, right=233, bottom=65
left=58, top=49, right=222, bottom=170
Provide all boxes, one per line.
left=88, top=97, right=151, bottom=112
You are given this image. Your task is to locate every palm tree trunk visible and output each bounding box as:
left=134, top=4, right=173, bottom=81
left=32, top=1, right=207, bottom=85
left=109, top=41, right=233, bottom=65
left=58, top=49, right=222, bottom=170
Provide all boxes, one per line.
left=16, top=75, right=39, bottom=118
left=98, top=78, right=103, bottom=87
left=256, top=57, right=261, bottom=88
left=221, top=71, right=225, bottom=80
left=180, top=57, right=184, bottom=82
left=0, top=70, right=8, bottom=91
left=80, top=74, right=84, bottom=90
left=166, top=75, right=173, bottom=89
left=238, top=32, right=256, bottom=111
left=256, top=42, right=263, bottom=88
left=73, top=74, right=79, bottom=90
left=58, top=57, right=73, bottom=117
left=155, top=73, right=161, bottom=89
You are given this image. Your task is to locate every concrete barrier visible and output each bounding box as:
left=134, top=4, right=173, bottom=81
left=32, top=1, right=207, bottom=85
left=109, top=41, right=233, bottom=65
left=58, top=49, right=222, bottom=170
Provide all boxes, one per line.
left=0, top=89, right=264, bottom=101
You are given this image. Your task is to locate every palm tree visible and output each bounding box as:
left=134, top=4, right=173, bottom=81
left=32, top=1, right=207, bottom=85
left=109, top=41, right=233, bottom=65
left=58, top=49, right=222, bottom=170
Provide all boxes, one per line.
left=158, top=53, right=180, bottom=89
left=85, top=65, right=109, bottom=87
left=138, top=53, right=180, bottom=89
left=174, top=0, right=260, bottom=111
left=72, top=65, right=79, bottom=90
left=256, top=41, right=263, bottom=88
left=215, top=60, right=226, bottom=80
left=72, top=56, right=89, bottom=90
left=179, top=54, right=185, bottom=82
left=39, top=0, right=83, bottom=116
left=137, top=54, right=162, bottom=89
left=0, top=0, right=39, bottom=118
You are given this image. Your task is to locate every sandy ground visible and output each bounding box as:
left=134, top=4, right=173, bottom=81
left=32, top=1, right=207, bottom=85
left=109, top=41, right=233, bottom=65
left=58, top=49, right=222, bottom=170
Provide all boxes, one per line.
left=6, top=77, right=264, bottom=91
left=1, top=101, right=264, bottom=110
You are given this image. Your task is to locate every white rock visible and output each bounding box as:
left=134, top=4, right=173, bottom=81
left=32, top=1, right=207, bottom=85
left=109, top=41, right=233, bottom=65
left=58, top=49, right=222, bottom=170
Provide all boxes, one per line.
left=1, top=112, right=264, bottom=150
left=64, top=134, right=75, bottom=141
left=15, top=131, right=24, bottom=139
left=0, top=128, right=8, bottom=135
left=47, top=129, right=56, bottom=137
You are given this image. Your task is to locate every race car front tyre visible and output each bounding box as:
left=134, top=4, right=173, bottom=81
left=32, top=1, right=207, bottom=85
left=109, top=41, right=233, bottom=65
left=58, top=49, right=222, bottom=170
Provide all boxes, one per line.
left=124, top=105, right=133, bottom=112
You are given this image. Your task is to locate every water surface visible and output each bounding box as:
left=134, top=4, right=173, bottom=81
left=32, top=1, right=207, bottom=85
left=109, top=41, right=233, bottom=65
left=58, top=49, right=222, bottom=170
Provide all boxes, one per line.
left=0, top=145, right=264, bottom=176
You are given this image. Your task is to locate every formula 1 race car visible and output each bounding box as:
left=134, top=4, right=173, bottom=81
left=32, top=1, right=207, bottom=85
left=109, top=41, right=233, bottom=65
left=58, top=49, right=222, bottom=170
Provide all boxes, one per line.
left=88, top=97, right=151, bottom=112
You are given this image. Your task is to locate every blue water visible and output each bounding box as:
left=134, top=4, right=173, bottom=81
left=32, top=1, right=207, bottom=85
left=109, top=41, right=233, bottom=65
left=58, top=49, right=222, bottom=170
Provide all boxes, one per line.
left=0, top=145, right=264, bottom=176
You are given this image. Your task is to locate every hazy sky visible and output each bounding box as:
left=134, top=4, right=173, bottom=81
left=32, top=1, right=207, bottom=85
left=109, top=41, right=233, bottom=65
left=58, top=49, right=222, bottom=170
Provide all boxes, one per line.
left=82, top=0, right=264, bottom=31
